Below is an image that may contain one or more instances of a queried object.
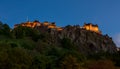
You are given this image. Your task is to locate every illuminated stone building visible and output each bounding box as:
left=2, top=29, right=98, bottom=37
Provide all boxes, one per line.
left=14, top=21, right=102, bottom=33
left=14, top=21, right=63, bottom=31
left=14, top=20, right=41, bottom=28
left=83, top=23, right=101, bottom=34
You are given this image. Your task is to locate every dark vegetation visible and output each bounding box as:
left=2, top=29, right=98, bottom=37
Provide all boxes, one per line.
left=0, top=21, right=120, bottom=69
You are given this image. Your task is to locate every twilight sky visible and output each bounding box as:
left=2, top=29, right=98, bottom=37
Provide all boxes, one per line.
left=0, top=0, right=120, bottom=47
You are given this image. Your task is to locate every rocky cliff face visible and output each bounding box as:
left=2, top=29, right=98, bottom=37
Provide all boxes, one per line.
left=47, top=25, right=117, bottom=54
left=36, top=25, right=117, bottom=54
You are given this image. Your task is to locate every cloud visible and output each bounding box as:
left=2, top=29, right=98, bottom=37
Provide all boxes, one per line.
left=113, top=33, right=120, bottom=47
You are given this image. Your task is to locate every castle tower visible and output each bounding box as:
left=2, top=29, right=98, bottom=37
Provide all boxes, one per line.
left=83, top=23, right=101, bottom=34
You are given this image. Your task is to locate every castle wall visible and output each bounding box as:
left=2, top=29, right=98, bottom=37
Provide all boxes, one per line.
left=43, top=22, right=49, bottom=26
left=14, top=21, right=63, bottom=31
left=83, top=23, right=101, bottom=34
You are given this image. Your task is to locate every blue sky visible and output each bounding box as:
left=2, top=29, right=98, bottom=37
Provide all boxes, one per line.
left=0, top=0, right=120, bottom=46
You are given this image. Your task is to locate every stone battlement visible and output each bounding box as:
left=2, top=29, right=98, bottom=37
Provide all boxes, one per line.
left=83, top=23, right=102, bottom=34
left=14, top=21, right=101, bottom=34
left=14, top=20, right=63, bottom=31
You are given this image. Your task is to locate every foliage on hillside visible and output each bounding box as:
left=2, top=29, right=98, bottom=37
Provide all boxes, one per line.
left=0, top=21, right=120, bottom=69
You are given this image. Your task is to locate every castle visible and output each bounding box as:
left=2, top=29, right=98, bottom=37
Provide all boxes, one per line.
left=14, top=20, right=63, bottom=31
left=14, top=21, right=101, bottom=34
left=83, top=23, right=101, bottom=34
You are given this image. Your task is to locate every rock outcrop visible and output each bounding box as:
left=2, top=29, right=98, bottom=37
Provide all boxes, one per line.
left=47, top=25, right=117, bottom=54
left=37, top=25, right=117, bottom=54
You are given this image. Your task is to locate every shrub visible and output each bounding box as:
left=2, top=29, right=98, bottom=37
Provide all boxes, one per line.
left=86, top=60, right=115, bottom=69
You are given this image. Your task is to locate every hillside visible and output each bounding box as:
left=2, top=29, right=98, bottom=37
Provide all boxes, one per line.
left=35, top=24, right=117, bottom=54
left=0, top=21, right=119, bottom=69
left=48, top=25, right=117, bottom=54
